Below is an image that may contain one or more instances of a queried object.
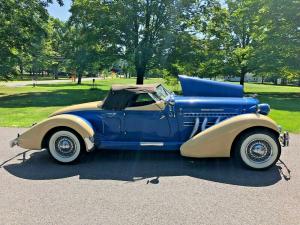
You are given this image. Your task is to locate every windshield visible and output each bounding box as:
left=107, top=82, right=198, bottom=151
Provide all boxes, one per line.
left=155, top=84, right=172, bottom=101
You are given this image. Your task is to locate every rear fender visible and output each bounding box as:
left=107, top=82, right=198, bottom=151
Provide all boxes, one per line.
left=180, top=114, right=279, bottom=158
left=17, top=114, right=95, bottom=151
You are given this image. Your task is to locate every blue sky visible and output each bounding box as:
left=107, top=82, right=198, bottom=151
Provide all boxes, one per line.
left=47, top=0, right=71, bottom=21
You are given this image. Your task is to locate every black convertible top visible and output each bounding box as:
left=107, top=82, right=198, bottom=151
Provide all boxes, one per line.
left=102, top=84, right=159, bottom=110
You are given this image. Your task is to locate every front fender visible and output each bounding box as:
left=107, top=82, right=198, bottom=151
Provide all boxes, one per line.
left=17, top=114, right=94, bottom=150
left=180, top=113, right=279, bottom=158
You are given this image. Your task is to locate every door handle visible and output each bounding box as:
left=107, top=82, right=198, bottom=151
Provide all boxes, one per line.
left=160, top=115, right=166, bottom=120
left=106, top=112, right=116, bottom=117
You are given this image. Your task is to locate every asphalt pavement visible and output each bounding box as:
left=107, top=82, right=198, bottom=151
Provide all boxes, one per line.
left=0, top=127, right=299, bottom=225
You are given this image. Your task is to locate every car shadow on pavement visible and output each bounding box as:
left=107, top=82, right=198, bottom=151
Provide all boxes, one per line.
left=3, top=149, right=286, bottom=187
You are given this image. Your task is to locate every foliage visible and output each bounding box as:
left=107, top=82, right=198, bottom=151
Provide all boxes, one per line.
left=0, top=0, right=66, bottom=80
left=254, top=0, right=300, bottom=84
left=0, top=0, right=299, bottom=85
left=67, top=0, right=216, bottom=84
left=0, top=0, right=47, bottom=78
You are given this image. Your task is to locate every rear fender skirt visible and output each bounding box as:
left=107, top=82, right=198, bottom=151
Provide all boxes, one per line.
left=17, top=114, right=94, bottom=150
left=180, top=113, right=279, bottom=158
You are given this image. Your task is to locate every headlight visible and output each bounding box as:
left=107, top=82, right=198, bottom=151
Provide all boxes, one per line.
left=257, top=103, right=270, bottom=115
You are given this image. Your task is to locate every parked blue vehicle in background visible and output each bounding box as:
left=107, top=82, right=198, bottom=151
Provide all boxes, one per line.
left=11, top=75, right=289, bottom=170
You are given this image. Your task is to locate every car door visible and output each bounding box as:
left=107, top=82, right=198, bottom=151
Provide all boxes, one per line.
left=100, top=110, right=124, bottom=141
left=123, top=93, right=172, bottom=143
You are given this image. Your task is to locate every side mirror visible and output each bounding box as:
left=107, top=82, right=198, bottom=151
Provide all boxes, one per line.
left=167, top=98, right=175, bottom=106
left=167, top=98, right=175, bottom=117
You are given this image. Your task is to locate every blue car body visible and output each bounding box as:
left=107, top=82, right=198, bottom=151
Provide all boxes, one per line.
left=56, top=75, right=269, bottom=151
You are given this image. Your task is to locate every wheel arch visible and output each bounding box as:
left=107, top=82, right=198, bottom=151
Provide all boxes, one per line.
left=180, top=113, right=280, bottom=158
left=230, top=126, right=280, bottom=157
left=17, top=114, right=95, bottom=151
left=41, top=126, right=86, bottom=150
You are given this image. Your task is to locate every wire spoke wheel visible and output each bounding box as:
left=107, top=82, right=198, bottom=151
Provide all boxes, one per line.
left=48, top=130, right=82, bottom=163
left=235, top=130, right=281, bottom=170
left=246, top=139, right=273, bottom=164
left=54, top=136, right=77, bottom=158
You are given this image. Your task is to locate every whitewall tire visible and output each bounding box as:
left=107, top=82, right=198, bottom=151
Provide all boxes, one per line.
left=48, top=130, right=83, bottom=163
left=235, top=130, right=281, bottom=170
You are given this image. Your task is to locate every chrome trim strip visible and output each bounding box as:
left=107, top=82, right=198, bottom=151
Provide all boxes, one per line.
left=201, top=109, right=224, bottom=112
left=184, top=121, right=220, bottom=127
left=184, top=122, right=195, bottom=124
left=183, top=113, right=237, bottom=117
left=140, top=142, right=164, bottom=146
left=189, top=117, right=200, bottom=138
left=201, top=117, right=208, bottom=131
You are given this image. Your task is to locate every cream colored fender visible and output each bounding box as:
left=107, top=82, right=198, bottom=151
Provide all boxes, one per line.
left=180, top=113, right=280, bottom=158
left=16, top=114, right=94, bottom=151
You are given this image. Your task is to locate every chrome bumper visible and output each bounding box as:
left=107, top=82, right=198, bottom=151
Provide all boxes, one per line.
left=280, top=131, right=290, bottom=147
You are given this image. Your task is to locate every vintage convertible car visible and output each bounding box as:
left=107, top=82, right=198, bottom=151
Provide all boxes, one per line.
left=10, top=75, right=289, bottom=169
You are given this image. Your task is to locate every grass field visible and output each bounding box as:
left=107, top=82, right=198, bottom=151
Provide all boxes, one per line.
left=0, top=78, right=299, bottom=132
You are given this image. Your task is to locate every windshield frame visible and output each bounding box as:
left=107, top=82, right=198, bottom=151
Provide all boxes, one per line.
left=155, top=84, right=173, bottom=101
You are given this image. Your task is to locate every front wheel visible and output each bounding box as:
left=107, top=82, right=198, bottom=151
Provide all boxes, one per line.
left=235, top=129, right=281, bottom=170
left=48, top=130, right=83, bottom=164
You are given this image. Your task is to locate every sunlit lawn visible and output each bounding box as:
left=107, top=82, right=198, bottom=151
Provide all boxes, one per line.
left=0, top=78, right=163, bottom=127
left=244, top=83, right=300, bottom=133
left=0, top=78, right=299, bottom=133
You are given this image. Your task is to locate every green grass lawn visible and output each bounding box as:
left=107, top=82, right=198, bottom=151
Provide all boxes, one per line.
left=0, top=78, right=299, bottom=133
left=244, top=83, right=300, bottom=133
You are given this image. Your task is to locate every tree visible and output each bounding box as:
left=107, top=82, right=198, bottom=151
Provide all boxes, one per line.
left=255, top=0, right=300, bottom=85
left=115, top=0, right=181, bottom=84
left=224, top=0, right=266, bottom=85
left=69, top=0, right=211, bottom=84
left=164, top=1, right=233, bottom=80
left=0, top=0, right=64, bottom=79
left=193, top=1, right=230, bottom=79
left=44, top=18, right=67, bottom=79
left=66, top=0, right=123, bottom=84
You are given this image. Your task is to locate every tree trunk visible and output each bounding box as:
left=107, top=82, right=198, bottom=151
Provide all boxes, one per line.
left=77, top=74, right=82, bottom=85
left=240, top=67, right=247, bottom=85
left=136, top=66, right=145, bottom=84
left=54, top=70, right=58, bottom=80
left=20, top=63, right=24, bottom=79
left=34, top=71, right=37, bottom=81
left=282, top=78, right=287, bottom=85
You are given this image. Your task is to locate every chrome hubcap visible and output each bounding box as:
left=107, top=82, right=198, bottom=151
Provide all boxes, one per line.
left=246, top=140, right=272, bottom=163
left=55, top=136, right=76, bottom=157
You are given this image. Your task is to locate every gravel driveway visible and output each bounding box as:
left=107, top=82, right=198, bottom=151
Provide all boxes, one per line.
left=0, top=127, right=299, bottom=225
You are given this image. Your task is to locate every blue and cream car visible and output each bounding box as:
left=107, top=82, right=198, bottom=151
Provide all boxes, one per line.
left=10, top=75, right=289, bottom=170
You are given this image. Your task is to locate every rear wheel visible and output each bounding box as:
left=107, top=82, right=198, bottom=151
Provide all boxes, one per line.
left=48, top=130, right=83, bottom=164
left=235, top=129, right=281, bottom=170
